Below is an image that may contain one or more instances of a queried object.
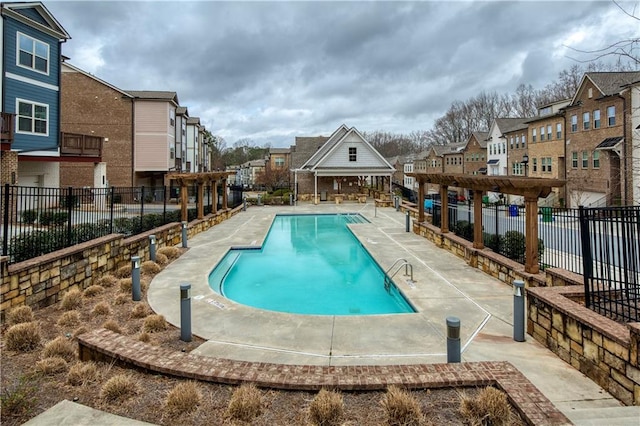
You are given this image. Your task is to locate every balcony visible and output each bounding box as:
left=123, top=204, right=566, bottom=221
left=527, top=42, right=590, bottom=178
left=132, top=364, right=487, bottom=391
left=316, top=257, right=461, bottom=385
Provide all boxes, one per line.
left=60, top=132, right=103, bottom=158
left=1, top=112, right=15, bottom=150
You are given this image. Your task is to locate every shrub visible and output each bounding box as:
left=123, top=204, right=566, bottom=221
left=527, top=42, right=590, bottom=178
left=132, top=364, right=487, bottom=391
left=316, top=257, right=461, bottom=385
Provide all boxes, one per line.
left=141, top=260, right=161, bottom=276
left=155, top=252, right=169, bottom=265
left=143, top=314, right=167, bottom=333
left=83, top=285, right=104, bottom=298
left=21, top=209, right=37, bottom=224
left=158, top=246, right=179, bottom=260
left=113, top=217, right=135, bottom=235
left=114, top=294, right=130, bottom=305
left=35, top=357, right=68, bottom=375
left=115, top=265, right=131, bottom=278
left=0, top=376, right=37, bottom=418
left=459, top=387, right=511, bottom=425
left=57, top=311, right=81, bottom=327
left=60, top=288, right=83, bottom=311
left=102, top=320, right=122, bottom=334
left=165, top=381, right=202, bottom=415
left=6, top=306, right=34, bottom=325
left=138, top=332, right=151, bottom=343
left=226, top=383, right=262, bottom=422
left=101, top=374, right=139, bottom=402
left=131, top=304, right=151, bottom=319
left=119, top=278, right=132, bottom=294
left=42, top=336, right=76, bottom=362
left=67, top=361, right=99, bottom=386
left=72, top=326, right=88, bottom=338
left=454, top=220, right=474, bottom=241
left=309, top=389, right=344, bottom=426
left=380, top=385, right=422, bottom=426
left=502, top=230, right=526, bottom=263
left=72, top=223, right=108, bottom=244
left=483, top=232, right=501, bottom=253
left=95, top=275, right=118, bottom=288
left=4, top=322, right=41, bottom=352
left=92, top=302, right=111, bottom=316
left=39, top=210, right=68, bottom=226
left=8, top=229, right=67, bottom=263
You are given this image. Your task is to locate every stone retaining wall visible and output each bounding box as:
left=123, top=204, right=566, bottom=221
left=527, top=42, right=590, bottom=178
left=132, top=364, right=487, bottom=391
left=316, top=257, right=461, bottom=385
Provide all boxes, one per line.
left=1, top=207, right=241, bottom=318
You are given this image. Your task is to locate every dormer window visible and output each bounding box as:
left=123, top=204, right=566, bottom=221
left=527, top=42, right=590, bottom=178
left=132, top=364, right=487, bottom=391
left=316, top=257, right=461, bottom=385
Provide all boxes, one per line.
left=348, top=147, right=357, bottom=162
left=17, top=33, right=49, bottom=74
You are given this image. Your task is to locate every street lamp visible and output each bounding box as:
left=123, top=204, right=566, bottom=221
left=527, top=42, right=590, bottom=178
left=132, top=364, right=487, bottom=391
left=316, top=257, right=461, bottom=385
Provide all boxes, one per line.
left=521, top=153, right=529, bottom=177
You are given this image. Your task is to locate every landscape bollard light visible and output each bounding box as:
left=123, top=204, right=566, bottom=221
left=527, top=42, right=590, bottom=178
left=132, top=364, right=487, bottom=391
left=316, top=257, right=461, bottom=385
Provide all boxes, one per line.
left=243, top=197, right=247, bottom=211
left=131, top=256, right=141, bottom=301
left=257, top=194, right=262, bottom=205
left=180, top=283, right=192, bottom=342
left=149, top=234, right=156, bottom=262
left=395, top=196, right=400, bottom=211
left=446, top=316, right=461, bottom=363
left=181, top=221, right=188, bottom=248
left=513, top=280, right=525, bottom=342
left=289, top=193, right=293, bottom=206
left=406, top=211, right=410, bottom=232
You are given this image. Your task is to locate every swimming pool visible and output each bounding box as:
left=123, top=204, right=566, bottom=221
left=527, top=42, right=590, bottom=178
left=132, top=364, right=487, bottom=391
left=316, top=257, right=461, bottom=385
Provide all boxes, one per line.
left=208, top=214, right=415, bottom=315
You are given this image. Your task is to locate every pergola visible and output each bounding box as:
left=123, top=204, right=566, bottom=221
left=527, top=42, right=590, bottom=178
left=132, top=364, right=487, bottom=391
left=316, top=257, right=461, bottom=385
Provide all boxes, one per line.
left=164, top=172, right=233, bottom=222
left=408, top=173, right=565, bottom=274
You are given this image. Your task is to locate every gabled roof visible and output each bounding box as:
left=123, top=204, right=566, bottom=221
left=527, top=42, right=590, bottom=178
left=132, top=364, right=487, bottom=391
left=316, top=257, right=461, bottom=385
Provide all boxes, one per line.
left=471, top=132, right=489, bottom=148
left=495, top=118, right=529, bottom=134
left=176, top=106, right=189, bottom=116
left=269, top=148, right=290, bottom=154
left=62, top=62, right=132, bottom=98
left=186, top=117, right=200, bottom=125
left=300, top=124, right=350, bottom=168
left=1, top=2, right=70, bottom=40
left=441, top=141, right=467, bottom=156
left=571, top=72, right=640, bottom=105
left=126, top=91, right=179, bottom=105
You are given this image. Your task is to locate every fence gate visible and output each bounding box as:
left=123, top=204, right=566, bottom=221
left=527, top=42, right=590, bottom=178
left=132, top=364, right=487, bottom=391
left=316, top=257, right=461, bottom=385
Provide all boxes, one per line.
left=579, top=205, right=640, bottom=322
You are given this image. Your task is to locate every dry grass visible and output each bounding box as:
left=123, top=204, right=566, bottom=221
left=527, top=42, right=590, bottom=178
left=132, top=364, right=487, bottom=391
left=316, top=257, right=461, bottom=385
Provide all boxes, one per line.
left=165, top=381, right=202, bottom=415
left=157, top=246, right=179, bottom=260
left=42, top=336, right=76, bottom=362
left=94, top=275, right=118, bottom=288
left=142, top=314, right=167, bottom=333
left=309, top=388, right=344, bottom=426
left=226, top=383, right=263, bottom=422
left=4, top=322, right=41, bottom=352
left=119, top=278, right=132, bottom=294
left=459, top=387, right=512, bottom=426
left=60, top=288, right=83, bottom=311
left=102, top=320, right=122, bottom=334
left=6, top=306, right=35, bottom=325
left=155, top=253, right=169, bottom=265
left=137, top=332, right=151, bottom=343
left=35, top=357, right=68, bottom=375
left=67, top=361, right=100, bottom=386
left=91, top=302, right=112, bottom=317
left=57, top=311, right=81, bottom=327
left=141, top=261, right=161, bottom=276
left=72, top=326, right=88, bottom=338
left=130, top=303, right=151, bottom=319
left=83, top=285, right=105, bottom=298
left=381, top=385, right=423, bottom=426
left=101, top=374, right=139, bottom=403
left=115, top=265, right=131, bottom=278
left=114, top=294, right=130, bottom=305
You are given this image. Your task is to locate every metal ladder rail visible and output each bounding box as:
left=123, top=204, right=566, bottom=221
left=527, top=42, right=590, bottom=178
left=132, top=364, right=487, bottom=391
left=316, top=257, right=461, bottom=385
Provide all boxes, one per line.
left=384, top=259, right=414, bottom=292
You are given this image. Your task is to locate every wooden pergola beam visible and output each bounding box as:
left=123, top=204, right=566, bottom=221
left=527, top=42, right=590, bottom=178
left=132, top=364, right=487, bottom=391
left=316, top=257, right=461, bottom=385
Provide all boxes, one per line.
left=164, top=172, right=233, bottom=223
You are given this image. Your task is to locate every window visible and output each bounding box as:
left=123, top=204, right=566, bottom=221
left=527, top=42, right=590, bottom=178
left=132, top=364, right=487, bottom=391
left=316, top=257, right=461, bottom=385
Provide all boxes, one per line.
left=532, top=128, right=537, bottom=142
left=583, top=112, right=590, bottom=130
left=348, top=147, right=356, bottom=162
left=512, top=162, right=523, bottom=175
left=593, top=150, right=600, bottom=168
left=582, top=151, right=588, bottom=168
left=532, top=158, right=538, bottom=172
left=522, top=134, right=526, bottom=148
left=17, top=33, right=49, bottom=74
left=540, top=126, right=545, bottom=141
left=275, top=157, right=285, bottom=168
left=502, top=142, right=505, bottom=153
left=556, top=123, right=562, bottom=139
left=515, top=135, right=519, bottom=149
left=547, top=125, right=552, bottom=140
left=593, top=110, right=600, bottom=129
left=510, top=136, right=514, bottom=149
left=571, top=115, right=577, bottom=132
left=572, top=152, right=578, bottom=168
left=542, top=157, right=552, bottom=173
left=16, top=99, right=48, bottom=135
left=607, top=106, right=615, bottom=126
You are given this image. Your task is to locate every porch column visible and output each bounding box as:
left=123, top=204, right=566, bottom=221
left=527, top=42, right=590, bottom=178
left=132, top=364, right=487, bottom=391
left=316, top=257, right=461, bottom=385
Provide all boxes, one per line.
left=212, top=179, right=218, bottom=214
left=222, top=178, right=228, bottom=209
left=524, top=194, right=540, bottom=274
left=440, top=184, right=449, bottom=233
left=294, top=170, right=298, bottom=201
left=418, top=178, right=425, bottom=223
left=197, top=181, right=204, bottom=219
left=314, top=172, right=318, bottom=204
left=180, top=179, right=188, bottom=222
left=473, top=189, right=484, bottom=249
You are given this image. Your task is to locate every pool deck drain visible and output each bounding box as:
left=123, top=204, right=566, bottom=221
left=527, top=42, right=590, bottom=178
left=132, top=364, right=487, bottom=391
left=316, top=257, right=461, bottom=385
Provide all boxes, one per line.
left=147, top=202, right=632, bottom=421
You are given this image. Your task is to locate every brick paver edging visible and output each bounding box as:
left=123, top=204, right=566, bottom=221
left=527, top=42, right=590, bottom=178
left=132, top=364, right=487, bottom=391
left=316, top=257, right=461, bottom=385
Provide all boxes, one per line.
left=78, top=329, right=570, bottom=425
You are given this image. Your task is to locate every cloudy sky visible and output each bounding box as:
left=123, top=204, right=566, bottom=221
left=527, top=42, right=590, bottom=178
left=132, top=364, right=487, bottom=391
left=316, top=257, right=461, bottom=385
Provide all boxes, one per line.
left=45, top=1, right=638, bottom=147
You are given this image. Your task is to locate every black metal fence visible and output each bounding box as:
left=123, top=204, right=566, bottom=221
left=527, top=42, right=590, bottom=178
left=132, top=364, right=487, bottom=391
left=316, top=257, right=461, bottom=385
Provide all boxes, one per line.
left=433, top=199, right=584, bottom=274
left=579, top=205, right=640, bottom=323
left=1, top=184, right=243, bottom=264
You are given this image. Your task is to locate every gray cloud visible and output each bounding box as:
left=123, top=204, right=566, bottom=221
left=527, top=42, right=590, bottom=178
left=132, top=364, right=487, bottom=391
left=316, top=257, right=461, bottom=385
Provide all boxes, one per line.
left=45, top=0, right=636, bottom=147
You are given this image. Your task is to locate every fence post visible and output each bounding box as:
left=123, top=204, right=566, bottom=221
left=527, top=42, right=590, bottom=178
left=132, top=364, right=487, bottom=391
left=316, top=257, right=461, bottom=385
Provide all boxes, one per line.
left=109, top=187, right=115, bottom=234
left=495, top=202, right=500, bottom=253
left=163, top=185, right=167, bottom=224
left=66, top=187, right=73, bottom=246
left=578, top=206, right=593, bottom=309
left=140, top=186, right=145, bottom=232
left=2, top=184, right=9, bottom=256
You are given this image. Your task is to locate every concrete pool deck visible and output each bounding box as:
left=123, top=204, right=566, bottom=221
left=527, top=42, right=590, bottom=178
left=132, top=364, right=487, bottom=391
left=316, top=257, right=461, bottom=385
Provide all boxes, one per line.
left=147, top=202, right=638, bottom=423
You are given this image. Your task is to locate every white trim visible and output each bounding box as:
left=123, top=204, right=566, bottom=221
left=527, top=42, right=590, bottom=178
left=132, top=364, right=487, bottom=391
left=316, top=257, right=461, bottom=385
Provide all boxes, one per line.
left=17, top=149, right=60, bottom=157
left=6, top=71, right=58, bottom=91
left=16, top=31, right=50, bottom=76
left=15, top=97, right=49, bottom=137
left=1, top=4, right=71, bottom=40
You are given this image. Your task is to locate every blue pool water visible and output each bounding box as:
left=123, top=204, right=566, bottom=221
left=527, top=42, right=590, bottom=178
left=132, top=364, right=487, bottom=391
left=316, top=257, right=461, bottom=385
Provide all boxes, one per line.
left=208, top=214, right=415, bottom=315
